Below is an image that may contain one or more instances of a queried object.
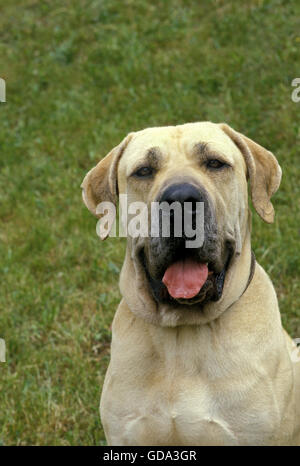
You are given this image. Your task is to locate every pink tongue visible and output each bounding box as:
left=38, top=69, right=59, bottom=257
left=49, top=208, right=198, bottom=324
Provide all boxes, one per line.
left=162, top=259, right=208, bottom=299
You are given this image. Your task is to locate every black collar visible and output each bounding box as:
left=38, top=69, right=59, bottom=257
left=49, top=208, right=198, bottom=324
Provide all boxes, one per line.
left=239, top=250, right=256, bottom=299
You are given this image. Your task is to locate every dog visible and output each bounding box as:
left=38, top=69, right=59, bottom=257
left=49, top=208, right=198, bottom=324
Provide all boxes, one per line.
left=81, top=122, right=300, bottom=445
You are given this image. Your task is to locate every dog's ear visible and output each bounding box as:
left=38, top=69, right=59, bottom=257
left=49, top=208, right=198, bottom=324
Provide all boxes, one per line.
left=81, top=133, right=134, bottom=238
left=219, top=123, right=282, bottom=223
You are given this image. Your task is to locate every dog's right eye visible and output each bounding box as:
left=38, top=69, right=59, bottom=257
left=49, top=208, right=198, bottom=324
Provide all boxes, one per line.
left=132, top=166, right=154, bottom=178
left=206, top=159, right=227, bottom=169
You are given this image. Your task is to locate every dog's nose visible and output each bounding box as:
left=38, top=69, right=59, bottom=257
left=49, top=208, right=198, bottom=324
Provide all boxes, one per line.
left=160, top=183, right=202, bottom=209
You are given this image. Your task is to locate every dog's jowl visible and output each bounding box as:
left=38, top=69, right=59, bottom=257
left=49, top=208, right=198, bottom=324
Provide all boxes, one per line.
left=81, top=122, right=300, bottom=446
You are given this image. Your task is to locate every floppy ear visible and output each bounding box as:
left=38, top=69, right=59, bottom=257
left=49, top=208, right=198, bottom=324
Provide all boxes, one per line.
left=81, top=133, right=134, bottom=238
left=219, top=123, right=282, bottom=223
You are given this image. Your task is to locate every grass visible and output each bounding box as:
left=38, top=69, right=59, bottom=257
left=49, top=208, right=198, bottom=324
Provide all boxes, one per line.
left=0, top=0, right=299, bottom=445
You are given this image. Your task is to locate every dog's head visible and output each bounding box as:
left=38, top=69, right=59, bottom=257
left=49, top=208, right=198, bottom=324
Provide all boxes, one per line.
left=81, top=122, right=281, bottom=326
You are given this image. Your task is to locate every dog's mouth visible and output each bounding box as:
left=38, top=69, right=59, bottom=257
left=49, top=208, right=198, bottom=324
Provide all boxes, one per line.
left=162, top=258, right=212, bottom=300
left=140, top=248, right=232, bottom=307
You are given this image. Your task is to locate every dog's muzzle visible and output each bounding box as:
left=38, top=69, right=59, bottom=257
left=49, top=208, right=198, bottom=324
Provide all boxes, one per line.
left=141, top=182, right=233, bottom=308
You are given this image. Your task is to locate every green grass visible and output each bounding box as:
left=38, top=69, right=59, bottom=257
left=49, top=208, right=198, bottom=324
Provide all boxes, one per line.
left=0, top=0, right=299, bottom=445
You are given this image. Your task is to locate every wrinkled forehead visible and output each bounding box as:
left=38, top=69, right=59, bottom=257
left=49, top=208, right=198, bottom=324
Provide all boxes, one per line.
left=119, top=122, right=243, bottom=173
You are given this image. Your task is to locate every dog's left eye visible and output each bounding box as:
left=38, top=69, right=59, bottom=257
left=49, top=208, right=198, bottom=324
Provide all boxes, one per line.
left=132, top=166, right=154, bottom=178
left=206, top=159, right=227, bottom=169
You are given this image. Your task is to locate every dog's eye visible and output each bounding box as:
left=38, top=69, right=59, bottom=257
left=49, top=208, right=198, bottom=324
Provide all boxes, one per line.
left=132, top=166, right=154, bottom=178
left=206, top=159, right=227, bottom=170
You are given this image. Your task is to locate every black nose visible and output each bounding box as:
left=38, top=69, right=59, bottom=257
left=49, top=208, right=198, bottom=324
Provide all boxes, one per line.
left=160, top=183, right=202, bottom=208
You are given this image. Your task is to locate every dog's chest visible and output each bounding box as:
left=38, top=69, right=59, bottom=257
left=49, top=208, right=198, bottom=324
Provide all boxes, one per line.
left=102, top=360, right=284, bottom=446
left=102, top=365, right=278, bottom=446
left=102, top=311, right=286, bottom=445
left=117, top=383, right=239, bottom=446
